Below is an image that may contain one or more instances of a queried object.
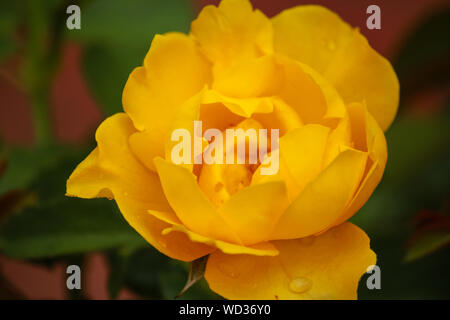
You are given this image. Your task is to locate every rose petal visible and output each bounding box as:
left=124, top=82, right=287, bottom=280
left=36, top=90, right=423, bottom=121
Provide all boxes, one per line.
left=148, top=210, right=278, bottom=257
left=273, top=5, right=399, bottom=130
left=66, top=113, right=211, bottom=261
left=205, top=222, right=376, bottom=299
left=271, top=148, right=368, bottom=239
left=122, top=33, right=211, bottom=170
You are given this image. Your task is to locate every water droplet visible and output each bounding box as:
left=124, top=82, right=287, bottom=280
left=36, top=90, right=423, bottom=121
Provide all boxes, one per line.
left=218, top=263, right=240, bottom=279
left=289, top=277, right=312, bottom=293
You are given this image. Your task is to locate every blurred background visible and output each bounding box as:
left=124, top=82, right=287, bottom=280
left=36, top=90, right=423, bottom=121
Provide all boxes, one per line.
left=0, top=0, right=449, bottom=299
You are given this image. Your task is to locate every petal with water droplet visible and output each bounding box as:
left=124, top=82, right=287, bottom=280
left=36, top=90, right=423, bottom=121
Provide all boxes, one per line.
left=205, top=222, right=376, bottom=299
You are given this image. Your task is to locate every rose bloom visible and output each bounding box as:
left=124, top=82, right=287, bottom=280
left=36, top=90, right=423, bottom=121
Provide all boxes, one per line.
left=67, top=0, right=398, bottom=299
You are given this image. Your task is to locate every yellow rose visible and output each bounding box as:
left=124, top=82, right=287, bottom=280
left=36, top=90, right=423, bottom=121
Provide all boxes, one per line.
left=67, top=0, right=398, bottom=299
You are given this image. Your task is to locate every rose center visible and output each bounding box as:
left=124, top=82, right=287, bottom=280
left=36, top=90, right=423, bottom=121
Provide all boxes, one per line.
left=198, top=118, right=268, bottom=207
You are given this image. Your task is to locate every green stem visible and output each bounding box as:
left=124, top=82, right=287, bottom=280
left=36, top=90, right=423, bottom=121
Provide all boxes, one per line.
left=24, top=0, right=67, bottom=146
left=29, top=85, right=52, bottom=146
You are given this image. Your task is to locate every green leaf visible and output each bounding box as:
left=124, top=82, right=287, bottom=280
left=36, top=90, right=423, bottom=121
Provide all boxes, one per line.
left=26, top=146, right=90, bottom=203
left=74, top=0, right=194, bottom=116
left=383, top=114, right=450, bottom=188
left=394, top=7, right=450, bottom=76
left=0, top=144, right=81, bottom=195
left=0, top=190, right=36, bottom=226
left=71, top=0, right=193, bottom=46
left=405, top=231, right=450, bottom=262
left=82, top=44, right=140, bottom=116
left=0, top=2, right=20, bottom=60
left=0, top=197, right=143, bottom=259
left=0, top=143, right=93, bottom=203
left=393, top=7, right=450, bottom=98
left=0, top=144, right=146, bottom=260
left=352, top=112, right=450, bottom=234
left=108, top=247, right=218, bottom=299
left=0, top=146, right=58, bottom=195
left=107, top=241, right=146, bottom=299
left=107, top=250, right=130, bottom=300
left=122, top=246, right=170, bottom=299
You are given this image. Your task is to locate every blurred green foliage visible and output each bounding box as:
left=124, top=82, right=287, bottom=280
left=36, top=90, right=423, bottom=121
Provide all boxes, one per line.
left=0, top=0, right=449, bottom=300
left=73, top=0, right=194, bottom=116
left=0, top=0, right=213, bottom=300
left=0, top=2, right=20, bottom=60
left=354, top=111, right=450, bottom=299
left=394, top=7, right=450, bottom=100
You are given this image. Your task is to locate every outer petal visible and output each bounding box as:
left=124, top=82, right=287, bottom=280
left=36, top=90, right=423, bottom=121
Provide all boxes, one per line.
left=122, top=32, right=211, bottom=170
left=129, top=130, right=163, bottom=172
left=148, top=210, right=278, bottom=257
left=66, top=113, right=211, bottom=261
left=272, top=5, right=399, bottom=131
left=271, top=148, right=368, bottom=240
left=205, top=222, right=376, bottom=299
left=154, top=157, right=242, bottom=244
left=191, top=0, right=273, bottom=66
left=333, top=103, right=387, bottom=226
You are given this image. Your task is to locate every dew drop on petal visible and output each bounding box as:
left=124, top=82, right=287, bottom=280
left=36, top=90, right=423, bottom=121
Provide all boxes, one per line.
left=289, top=277, right=312, bottom=294
left=218, top=263, right=240, bottom=279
